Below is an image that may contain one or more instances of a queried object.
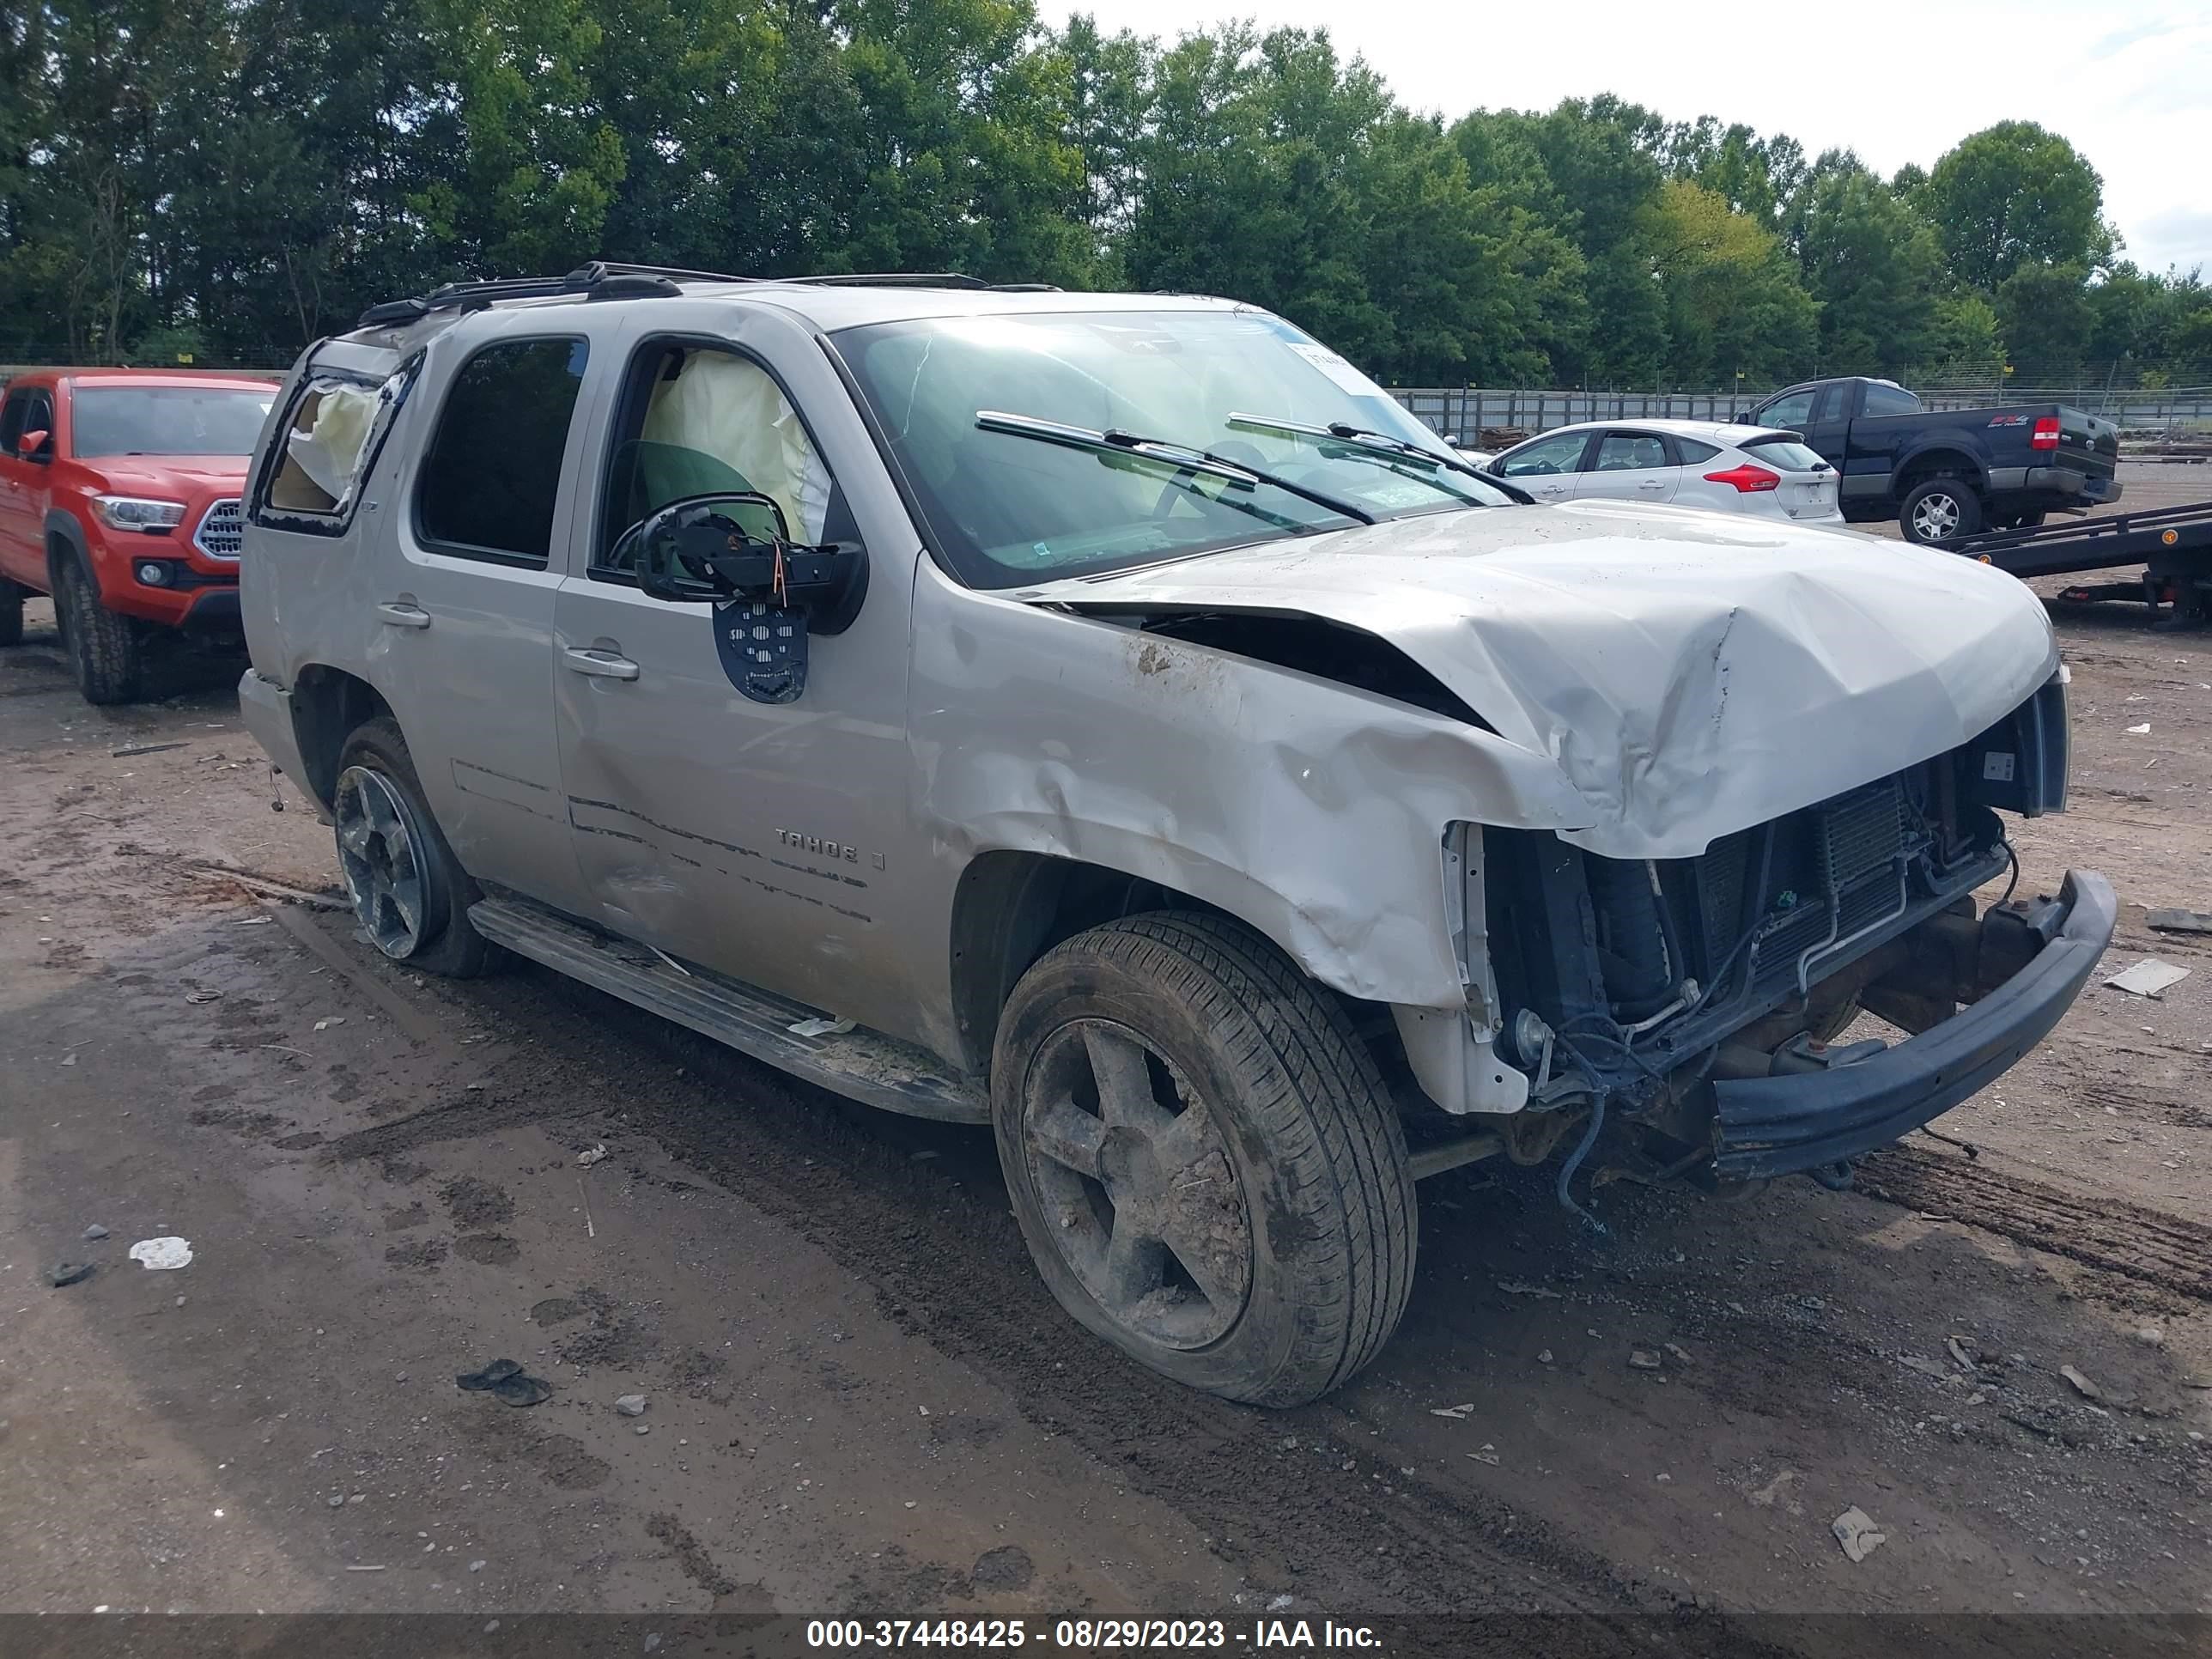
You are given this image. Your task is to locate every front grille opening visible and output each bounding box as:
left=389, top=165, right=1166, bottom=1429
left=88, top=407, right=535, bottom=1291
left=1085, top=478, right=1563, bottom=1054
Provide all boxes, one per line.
left=1486, top=752, right=2006, bottom=1083
left=193, top=498, right=244, bottom=557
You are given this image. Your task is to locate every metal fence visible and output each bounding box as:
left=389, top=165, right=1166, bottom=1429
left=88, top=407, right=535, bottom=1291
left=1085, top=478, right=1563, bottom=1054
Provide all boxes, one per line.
left=1390, top=385, right=2212, bottom=441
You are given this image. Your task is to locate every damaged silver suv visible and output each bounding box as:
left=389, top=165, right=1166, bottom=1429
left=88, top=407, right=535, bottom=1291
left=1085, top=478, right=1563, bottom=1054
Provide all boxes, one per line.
left=238, top=264, right=2115, bottom=1406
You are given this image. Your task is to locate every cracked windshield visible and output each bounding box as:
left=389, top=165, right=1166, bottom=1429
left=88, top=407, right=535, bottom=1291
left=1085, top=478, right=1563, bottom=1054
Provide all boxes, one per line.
left=836, top=308, right=1514, bottom=586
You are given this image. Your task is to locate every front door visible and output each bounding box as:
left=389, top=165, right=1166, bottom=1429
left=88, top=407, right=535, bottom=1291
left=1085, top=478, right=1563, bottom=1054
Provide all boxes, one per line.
left=1490, top=428, right=1594, bottom=502
left=550, top=309, right=920, bottom=1036
left=0, top=386, right=54, bottom=583
left=369, top=325, right=603, bottom=910
left=1571, top=430, right=1680, bottom=505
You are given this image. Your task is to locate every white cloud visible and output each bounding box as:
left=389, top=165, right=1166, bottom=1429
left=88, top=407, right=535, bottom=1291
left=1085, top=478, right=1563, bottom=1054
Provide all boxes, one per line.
left=1043, top=0, right=2212, bottom=277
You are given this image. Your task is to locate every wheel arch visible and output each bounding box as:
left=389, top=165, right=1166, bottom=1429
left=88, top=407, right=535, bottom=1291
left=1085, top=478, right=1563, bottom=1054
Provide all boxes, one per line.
left=1893, top=446, right=1985, bottom=495
left=44, top=509, right=91, bottom=592
left=945, top=848, right=1414, bottom=1084
left=287, top=664, right=394, bottom=810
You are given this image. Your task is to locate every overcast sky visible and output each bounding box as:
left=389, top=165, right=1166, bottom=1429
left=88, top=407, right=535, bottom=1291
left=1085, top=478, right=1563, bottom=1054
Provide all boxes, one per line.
left=1042, top=0, right=2212, bottom=280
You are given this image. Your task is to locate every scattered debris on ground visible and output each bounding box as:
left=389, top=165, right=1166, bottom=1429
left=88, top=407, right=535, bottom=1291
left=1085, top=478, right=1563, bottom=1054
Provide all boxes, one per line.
left=1831, top=1508, right=1887, bottom=1563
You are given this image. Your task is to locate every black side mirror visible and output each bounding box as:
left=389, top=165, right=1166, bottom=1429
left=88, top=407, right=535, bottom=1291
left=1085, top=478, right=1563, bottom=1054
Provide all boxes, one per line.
left=623, top=492, right=867, bottom=635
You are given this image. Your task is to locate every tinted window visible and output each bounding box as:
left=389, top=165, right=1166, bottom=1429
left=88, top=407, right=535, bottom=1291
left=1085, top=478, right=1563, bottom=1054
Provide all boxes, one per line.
left=416, top=339, right=589, bottom=563
left=1495, top=430, right=1590, bottom=477
left=1674, top=437, right=1721, bottom=464
left=1863, top=382, right=1923, bottom=417
left=1741, top=436, right=1830, bottom=472
left=1594, top=433, right=1668, bottom=471
left=0, top=389, right=29, bottom=453
left=71, top=386, right=271, bottom=457
left=1757, top=391, right=1814, bottom=430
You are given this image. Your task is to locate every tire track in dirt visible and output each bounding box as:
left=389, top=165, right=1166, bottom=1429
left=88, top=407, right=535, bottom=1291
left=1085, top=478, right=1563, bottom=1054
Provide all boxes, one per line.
left=1857, top=1146, right=2212, bottom=1301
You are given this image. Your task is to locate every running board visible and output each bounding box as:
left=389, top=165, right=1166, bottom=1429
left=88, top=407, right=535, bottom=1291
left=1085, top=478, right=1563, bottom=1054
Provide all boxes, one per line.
left=467, top=896, right=988, bottom=1124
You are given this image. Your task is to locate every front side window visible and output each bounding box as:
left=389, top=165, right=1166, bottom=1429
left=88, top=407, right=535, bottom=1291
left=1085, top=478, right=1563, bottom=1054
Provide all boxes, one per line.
left=1495, top=430, right=1592, bottom=477
left=70, top=386, right=271, bottom=457
left=1757, top=390, right=1814, bottom=431
left=599, top=343, right=836, bottom=572
left=834, top=308, right=1513, bottom=588
left=416, top=339, right=588, bottom=564
left=1594, top=433, right=1668, bottom=471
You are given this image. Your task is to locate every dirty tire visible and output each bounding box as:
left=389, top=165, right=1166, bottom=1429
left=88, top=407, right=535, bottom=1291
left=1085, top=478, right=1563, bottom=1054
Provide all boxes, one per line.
left=56, top=556, right=143, bottom=702
left=0, top=575, right=22, bottom=645
left=1899, top=477, right=1983, bottom=545
left=991, top=911, right=1415, bottom=1407
left=334, top=715, right=504, bottom=977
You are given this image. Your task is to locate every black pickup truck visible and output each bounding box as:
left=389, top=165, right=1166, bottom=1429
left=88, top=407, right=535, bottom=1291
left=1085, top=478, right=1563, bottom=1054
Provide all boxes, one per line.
left=1739, top=375, right=2121, bottom=544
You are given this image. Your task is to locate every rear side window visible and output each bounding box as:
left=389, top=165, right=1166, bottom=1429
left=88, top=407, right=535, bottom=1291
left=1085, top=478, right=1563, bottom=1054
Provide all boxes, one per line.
left=1863, top=383, right=1922, bottom=417
left=416, top=338, right=589, bottom=566
left=1742, top=436, right=1828, bottom=472
left=1674, top=437, right=1721, bottom=464
left=1594, top=433, right=1668, bottom=471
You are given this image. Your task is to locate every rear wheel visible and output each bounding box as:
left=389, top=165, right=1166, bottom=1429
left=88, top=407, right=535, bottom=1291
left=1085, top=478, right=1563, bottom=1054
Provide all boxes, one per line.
left=332, top=715, right=503, bottom=977
left=55, top=556, right=143, bottom=703
left=991, top=911, right=1416, bottom=1407
left=1900, top=477, right=1983, bottom=545
left=0, top=576, right=22, bottom=646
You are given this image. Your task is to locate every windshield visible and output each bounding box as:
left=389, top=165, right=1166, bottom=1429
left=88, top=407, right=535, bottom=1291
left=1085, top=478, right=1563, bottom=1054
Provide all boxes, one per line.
left=834, top=309, right=1513, bottom=586
left=71, top=386, right=273, bottom=458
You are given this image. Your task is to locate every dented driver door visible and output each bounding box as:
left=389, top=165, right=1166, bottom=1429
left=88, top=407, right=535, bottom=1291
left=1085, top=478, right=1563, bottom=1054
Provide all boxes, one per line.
left=549, top=302, right=923, bottom=1036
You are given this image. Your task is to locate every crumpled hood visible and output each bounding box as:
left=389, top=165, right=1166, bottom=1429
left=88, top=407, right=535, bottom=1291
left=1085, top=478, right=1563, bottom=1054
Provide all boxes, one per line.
left=1021, top=501, right=2060, bottom=857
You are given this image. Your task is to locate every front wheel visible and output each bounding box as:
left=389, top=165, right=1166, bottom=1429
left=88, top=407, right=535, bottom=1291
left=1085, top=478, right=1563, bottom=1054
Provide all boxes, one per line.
left=56, top=557, right=143, bottom=702
left=991, top=912, right=1416, bottom=1407
left=332, top=715, right=504, bottom=977
left=1900, top=477, right=1984, bottom=545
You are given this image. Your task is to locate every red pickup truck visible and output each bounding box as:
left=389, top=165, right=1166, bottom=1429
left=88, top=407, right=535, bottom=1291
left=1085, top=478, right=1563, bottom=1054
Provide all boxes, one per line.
left=0, top=368, right=280, bottom=702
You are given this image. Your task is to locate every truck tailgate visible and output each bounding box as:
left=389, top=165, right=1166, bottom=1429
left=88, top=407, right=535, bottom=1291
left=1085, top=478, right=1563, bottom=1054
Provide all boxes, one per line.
left=2054, top=404, right=2119, bottom=479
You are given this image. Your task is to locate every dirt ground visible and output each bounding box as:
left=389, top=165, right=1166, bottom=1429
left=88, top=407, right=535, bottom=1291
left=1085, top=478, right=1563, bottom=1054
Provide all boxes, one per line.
left=1, top=468, right=2208, bottom=1637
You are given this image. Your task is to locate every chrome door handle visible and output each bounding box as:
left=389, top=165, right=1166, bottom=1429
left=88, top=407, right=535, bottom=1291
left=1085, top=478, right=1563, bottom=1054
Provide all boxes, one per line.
left=564, top=647, right=640, bottom=682
left=375, top=601, right=432, bottom=629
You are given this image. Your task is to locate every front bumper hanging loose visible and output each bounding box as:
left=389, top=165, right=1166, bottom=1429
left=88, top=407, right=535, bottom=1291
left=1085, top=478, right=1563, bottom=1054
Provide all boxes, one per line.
left=1711, top=870, right=2116, bottom=1181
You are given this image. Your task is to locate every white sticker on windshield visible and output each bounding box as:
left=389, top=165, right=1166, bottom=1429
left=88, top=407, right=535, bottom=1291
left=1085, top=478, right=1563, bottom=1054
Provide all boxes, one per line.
left=1287, top=342, right=1385, bottom=397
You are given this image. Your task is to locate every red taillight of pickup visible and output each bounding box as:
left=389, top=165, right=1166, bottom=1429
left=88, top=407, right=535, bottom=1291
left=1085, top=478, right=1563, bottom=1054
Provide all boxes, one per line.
left=1704, top=464, right=1781, bottom=493
left=2032, top=416, right=2062, bottom=450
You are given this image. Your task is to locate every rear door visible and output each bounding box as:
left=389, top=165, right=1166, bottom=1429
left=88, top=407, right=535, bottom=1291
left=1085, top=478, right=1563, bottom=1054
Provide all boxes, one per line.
left=1489, top=428, right=1595, bottom=501
left=366, top=324, right=605, bottom=909
left=1570, top=429, right=1680, bottom=505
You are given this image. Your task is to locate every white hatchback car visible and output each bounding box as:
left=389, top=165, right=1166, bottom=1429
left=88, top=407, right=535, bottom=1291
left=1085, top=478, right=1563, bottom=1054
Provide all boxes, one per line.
left=1476, top=420, right=1842, bottom=526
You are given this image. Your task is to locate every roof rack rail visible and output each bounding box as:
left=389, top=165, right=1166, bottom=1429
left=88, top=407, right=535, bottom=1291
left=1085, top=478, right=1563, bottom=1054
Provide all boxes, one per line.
left=357, top=260, right=754, bottom=328
left=781, top=273, right=1062, bottom=293
left=356, top=264, right=1060, bottom=327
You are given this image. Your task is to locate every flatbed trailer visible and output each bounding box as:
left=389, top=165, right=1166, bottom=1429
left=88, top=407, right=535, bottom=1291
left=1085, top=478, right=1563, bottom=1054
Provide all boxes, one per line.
left=1948, top=499, right=2212, bottom=629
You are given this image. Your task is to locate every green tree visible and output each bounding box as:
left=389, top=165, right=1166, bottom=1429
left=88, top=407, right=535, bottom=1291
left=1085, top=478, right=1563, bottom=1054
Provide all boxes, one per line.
left=1995, top=262, right=2094, bottom=379
left=1643, top=179, right=1814, bottom=384
left=1791, top=163, right=1944, bottom=374
left=1922, top=121, right=2112, bottom=291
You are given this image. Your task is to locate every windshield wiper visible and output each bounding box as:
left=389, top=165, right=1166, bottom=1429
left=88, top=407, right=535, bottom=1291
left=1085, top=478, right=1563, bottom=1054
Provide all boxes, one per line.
left=1226, top=411, right=1515, bottom=492
left=975, top=410, right=1377, bottom=526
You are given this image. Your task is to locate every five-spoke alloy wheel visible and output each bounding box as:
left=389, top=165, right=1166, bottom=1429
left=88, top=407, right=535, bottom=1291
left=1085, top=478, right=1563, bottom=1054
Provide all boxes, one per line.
left=992, top=912, right=1415, bottom=1407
